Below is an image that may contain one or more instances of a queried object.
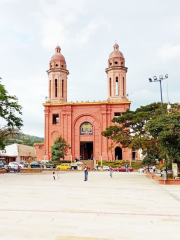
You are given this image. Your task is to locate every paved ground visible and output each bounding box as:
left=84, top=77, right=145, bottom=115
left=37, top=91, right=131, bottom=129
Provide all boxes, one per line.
left=1, top=171, right=180, bottom=240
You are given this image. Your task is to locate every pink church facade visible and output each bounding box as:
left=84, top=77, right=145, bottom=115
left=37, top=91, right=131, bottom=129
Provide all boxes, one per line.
left=35, top=44, right=136, bottom=161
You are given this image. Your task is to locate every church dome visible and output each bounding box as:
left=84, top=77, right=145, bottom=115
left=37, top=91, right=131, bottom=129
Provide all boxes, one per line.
left=51, top=46, right=65, bottom=61
left=109, top=43, right=124, bottom=59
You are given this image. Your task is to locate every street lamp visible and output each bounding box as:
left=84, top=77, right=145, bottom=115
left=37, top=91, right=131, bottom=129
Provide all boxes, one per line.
left=149, top=74, right=168, bottom=114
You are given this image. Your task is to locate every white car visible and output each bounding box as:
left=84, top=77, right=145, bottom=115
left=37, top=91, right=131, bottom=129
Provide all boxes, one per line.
left=18, top=161, right=28, bottom=168
left=41, top=160, right=50, bottom=164
left=103, top=165, right=110, bottom=171
left=8, top=162, right=21, bottom=170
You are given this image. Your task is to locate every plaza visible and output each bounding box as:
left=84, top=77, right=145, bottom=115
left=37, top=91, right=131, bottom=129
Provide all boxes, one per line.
left=1, top=172, right=180, bottom=240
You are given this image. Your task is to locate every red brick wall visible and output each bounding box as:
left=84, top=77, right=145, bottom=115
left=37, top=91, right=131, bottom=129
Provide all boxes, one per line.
left=43, top=101, right=132, bottom=161
left=35, top=144, right=45, bottom=162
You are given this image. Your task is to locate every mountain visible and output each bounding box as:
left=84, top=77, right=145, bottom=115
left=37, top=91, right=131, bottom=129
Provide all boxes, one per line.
left=4, top=134, right=44, bottom=147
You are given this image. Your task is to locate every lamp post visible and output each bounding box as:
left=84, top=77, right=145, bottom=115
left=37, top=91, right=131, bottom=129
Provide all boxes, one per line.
left=149, top=74, right=168, bottom=114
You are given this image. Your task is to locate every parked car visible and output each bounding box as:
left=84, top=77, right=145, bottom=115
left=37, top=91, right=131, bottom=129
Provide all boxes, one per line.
left=19, top=161, right=28, bottom=168
left=161, top=167, right=173, bottom=175
left=6, top=162, right=21, bottom=172
left=70, top=163, right=78, bottom=170
left=115, top=166, right=133, bottom=172
left=8, top=162, right=21, bottom=169
left=41, top=160, right=49, bottom=164
left=30, top=161, right=44, bottom=168
left=56, top=163, right=71, bottom=170
left=46, top=161, right=56, bottom=168
left=103, top=165, right=110, bottom=171
left=88, top=167, right=94, bottom=171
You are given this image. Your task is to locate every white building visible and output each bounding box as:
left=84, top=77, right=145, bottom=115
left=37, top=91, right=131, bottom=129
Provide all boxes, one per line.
left=0, top=144, right=36, bottom=164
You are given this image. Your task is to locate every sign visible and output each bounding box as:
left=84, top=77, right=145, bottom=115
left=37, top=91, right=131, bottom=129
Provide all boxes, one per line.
left=172, top=163, right=178, bottom=178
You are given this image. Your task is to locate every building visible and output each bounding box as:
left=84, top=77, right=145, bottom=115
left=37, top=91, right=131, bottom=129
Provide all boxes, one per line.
left=0, top=144, right=36, bottom=164
left=35, top=43, right=137, bottom=161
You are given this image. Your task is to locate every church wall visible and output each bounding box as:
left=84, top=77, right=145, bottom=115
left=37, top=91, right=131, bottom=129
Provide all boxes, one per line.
left=43, top=102, right=131, bottom=161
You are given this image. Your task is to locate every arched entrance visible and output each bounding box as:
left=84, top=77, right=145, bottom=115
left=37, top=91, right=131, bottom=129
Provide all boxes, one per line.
left=115, top=147, right=122, bottom=160
left=80, top=122, right=93, bottom=160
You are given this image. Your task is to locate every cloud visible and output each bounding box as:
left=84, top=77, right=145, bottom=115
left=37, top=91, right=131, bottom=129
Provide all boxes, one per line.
left=42, top=17, right=109, bottom=49
left=1, top=0, right=180, bottom=137
left=158, top=44, right=180, bottom=61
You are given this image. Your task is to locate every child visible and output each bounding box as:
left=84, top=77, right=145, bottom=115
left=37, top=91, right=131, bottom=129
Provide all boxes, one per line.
left=109, top=166, right=113, bottom=178
left=53, top=171, right=56, bottom=180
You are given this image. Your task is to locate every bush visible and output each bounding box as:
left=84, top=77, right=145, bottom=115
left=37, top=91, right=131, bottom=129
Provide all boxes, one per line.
left=98, top=160, right=145, bottom=169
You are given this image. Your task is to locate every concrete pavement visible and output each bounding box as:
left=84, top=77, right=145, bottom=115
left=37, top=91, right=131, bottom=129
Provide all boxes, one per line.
left=1, top=171, right=180, bottom=240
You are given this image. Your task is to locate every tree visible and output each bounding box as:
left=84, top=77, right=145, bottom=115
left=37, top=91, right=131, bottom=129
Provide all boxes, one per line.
left=0, top=79, right=23, bottom=148
left=101, top=102, right=180, bottom=161
left=51, top=135, right=70, bottom=161
left=147, top=112, right=180, bottom=162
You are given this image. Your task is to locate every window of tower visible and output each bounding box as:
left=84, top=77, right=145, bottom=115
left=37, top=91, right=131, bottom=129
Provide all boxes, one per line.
left=116, top=77, right=119, bottom=95
left=49, top=80, right=51, bottom=98
left=110, top=62, right=112, bottom=65
left=109, top=78, right=111, bottom=96
left=123, top=77, right=125, bottom=96
left=115, top=61, right=118, bottom=64
left=53, top=114, right=59, bottom=125
left=61, top=65, right=63, bottom=67
left=62, top=80, right=64, bottom=98
left=121, top=62, right=123, bottom=65
left=56, top=64, right=58, bottom=67
left=55, top=79, right=57, bottom=97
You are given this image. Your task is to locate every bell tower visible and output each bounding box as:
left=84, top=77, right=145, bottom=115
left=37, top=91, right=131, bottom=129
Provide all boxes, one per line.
left=47, top=46, right=69, bottom=103
left=106, top=43, right=128, bottom=101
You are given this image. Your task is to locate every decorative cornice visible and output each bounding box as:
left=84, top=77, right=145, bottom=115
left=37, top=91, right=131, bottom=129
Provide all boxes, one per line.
left=46, top=68, right=69, bottom=75
left=43, top=100, right=131, bottom=107
left=34, top=143, right=44, bottom=146
left=105, top=66, right=128, bottom=73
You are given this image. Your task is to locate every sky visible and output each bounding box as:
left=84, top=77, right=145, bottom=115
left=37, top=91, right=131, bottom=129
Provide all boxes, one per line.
left=0, top=0, right=180, bottom=137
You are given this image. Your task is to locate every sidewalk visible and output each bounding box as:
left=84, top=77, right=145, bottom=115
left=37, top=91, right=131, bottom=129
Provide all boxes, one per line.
left=0, top=172, right=180, bottom=240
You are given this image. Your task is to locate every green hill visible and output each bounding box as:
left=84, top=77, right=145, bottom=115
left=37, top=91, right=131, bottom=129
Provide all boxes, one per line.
left=4, top=134, right=44, bottom=147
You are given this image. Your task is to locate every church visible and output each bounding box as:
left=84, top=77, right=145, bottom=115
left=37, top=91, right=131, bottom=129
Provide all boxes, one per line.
left=35, top=43, right=135, bottom=161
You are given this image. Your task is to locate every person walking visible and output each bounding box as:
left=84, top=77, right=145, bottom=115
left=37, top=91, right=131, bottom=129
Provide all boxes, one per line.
left=109, top=166, right=113, bottom=178
left=126, top=164, right=129, bottom=173
left=14, top=164, right=18, bottom=174
left=84, top=164, right=88, bottom=181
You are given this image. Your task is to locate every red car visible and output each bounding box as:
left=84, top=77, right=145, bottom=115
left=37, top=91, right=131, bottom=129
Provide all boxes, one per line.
left=115, top=166, right=133, bottom=172
left=88, top=167, right=94, bottom=171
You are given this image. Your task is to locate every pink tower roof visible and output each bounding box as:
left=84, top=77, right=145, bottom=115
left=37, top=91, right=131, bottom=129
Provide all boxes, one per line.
left=109, top=43, right=124, bottom=59
left=51, top=46, right=65, bottom=61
